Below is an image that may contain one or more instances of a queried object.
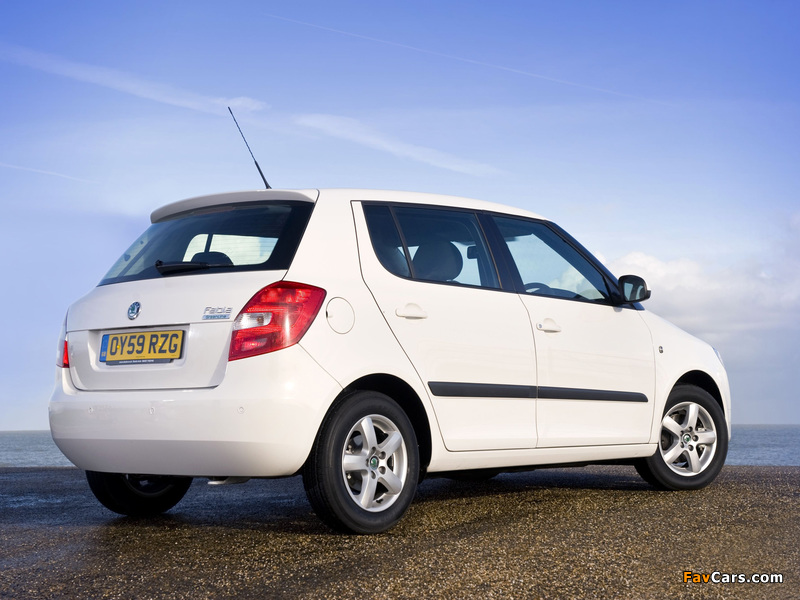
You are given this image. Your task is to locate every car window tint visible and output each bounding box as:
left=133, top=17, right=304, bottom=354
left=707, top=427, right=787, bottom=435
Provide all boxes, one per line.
left=393, top=206, right=500, bottom=289
left=492, top=216, right=610, bottom=302
left=363, top=204, right=411, bottom=277
left=100, top=202, right=312, bottom=285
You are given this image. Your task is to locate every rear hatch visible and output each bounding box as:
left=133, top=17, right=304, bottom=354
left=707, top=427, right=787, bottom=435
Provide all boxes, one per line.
left=65, top=192, right=315, bottom=391
left=66, top=272, right=286, bottom=391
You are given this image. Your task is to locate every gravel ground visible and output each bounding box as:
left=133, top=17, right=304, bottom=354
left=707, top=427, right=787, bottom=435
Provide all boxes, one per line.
left=0, top=465, right=797, bottom=599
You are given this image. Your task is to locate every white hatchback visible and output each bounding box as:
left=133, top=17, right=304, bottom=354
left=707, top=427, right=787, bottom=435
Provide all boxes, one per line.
left=50, top=189, right=731, bottom=533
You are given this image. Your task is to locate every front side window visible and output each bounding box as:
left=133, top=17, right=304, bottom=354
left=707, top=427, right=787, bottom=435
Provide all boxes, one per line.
left=492, top=216, right=611, bottom=302
left=364, top=204, right=500, bottom=289
left=100, top=202, right=313, bottom=285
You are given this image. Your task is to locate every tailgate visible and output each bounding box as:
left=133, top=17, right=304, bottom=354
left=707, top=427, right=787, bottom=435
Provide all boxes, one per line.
left=66, top=271, right=285, bottom=391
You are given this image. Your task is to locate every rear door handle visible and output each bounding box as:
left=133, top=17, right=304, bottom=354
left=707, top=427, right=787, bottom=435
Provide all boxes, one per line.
left=395, top=303, right=428, bottom=319
left=536, top=318, right=561, bottom=333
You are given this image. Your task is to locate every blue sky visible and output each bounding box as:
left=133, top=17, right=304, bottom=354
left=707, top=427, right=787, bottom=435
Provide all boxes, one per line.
left=1, top=1, right=798, bottom=428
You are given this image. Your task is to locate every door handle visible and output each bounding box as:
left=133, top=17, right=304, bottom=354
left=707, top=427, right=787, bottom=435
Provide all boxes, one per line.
left=536, top=318, right=561, bottom=333
left=395, top=303, right=428, bottom=319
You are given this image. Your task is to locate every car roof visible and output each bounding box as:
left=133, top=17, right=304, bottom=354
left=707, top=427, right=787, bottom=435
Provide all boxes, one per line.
left=151, top=188, right=547, bottom=223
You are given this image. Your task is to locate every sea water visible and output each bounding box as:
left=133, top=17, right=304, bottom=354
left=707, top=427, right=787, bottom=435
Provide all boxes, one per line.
left=1, top=425, right=798, bottom=468
left=0, top=430, right=73, bottom=468
left=724, top=425, right=800, bottom=466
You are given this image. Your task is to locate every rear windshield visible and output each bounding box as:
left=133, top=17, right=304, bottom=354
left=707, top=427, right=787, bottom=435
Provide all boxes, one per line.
left=100, top=201, right=313, bottom=286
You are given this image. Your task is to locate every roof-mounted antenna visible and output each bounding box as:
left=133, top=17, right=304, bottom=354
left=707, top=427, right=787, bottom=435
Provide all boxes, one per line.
left=228, top=106, right=271, bottom=189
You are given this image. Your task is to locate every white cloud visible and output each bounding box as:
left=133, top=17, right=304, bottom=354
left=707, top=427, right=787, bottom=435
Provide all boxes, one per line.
left=263, top=13, right=671, bottom=105
left=611, top=245, right=800, bottom=347
left=0, top=161, right=96, bottom=183
left=0, top=42, right=268, bottom=115
left=791, top=211, right=800, bottom=233
left=0, top=42, right=499, bottom=176
left=293, top=113, right=501, bottom=176
left=225, top=96, right=270, bottom=113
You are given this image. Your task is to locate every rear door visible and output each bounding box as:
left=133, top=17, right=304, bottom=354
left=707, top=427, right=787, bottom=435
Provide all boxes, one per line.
left=487, top=215, right=656, bottom=447
left=356, top=203, right=538, bottom=451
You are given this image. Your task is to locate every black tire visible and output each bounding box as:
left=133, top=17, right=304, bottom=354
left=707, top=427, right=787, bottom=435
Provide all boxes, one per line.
left=635, top=385, right=728, bottom=490
left=86, top=471, right=193, bottom=516
left=303, top=390, right=420, bottom=534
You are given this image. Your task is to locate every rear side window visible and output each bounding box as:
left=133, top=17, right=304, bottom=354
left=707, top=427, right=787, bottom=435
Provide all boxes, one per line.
left=363, top=204, right=500, bottom=289
left=100, top=202, right=313, bottom=285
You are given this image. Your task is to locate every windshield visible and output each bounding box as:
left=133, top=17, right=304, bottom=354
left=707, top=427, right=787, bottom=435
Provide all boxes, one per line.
left=100, top=201, right=313, bottom=285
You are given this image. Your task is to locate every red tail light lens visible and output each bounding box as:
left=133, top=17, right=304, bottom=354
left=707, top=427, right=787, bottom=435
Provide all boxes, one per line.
left=56, top=317, right=69, bottom=368
left=57, top=339, right=69, bottom=368
left=229, top=282, right=326, bottom=361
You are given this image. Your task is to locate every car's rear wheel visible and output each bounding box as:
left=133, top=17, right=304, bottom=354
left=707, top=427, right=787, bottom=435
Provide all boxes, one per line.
left=86, top=471, right=193, bottom=516
left=303, top=391, right=419, bottom=534
left=635, top=385, right=728, bottom=490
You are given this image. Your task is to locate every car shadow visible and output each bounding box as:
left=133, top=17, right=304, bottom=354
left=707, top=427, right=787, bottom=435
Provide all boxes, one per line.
left=90, top=466, right=655, bottom=536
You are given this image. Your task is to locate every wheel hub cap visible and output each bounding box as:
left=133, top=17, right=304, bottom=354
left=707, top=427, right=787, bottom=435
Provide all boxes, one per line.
left=660, top=401, right=719, bottom=477
left=341, top=414, right=409, bottom=513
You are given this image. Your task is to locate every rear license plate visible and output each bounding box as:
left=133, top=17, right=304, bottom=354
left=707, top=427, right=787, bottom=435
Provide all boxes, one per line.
left=100, top=330, right=184, bottom=365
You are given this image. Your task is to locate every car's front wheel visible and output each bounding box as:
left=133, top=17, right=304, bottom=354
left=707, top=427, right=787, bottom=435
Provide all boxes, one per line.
left=86, top=471, right=193, bottom=516
left=635, top=384, right=728, bottom=490
left=303, top=391, right=419, bottom=534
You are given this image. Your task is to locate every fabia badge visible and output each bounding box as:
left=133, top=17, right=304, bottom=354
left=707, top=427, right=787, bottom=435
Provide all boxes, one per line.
left=127, top=302, right=141, bottom=320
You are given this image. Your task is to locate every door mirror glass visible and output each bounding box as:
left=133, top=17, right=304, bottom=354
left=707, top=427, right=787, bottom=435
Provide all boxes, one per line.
left=619, top=274, right=651, bottom=303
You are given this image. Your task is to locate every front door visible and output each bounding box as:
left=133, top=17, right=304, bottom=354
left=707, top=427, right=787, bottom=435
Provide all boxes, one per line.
left=489, top=215, right=656, bottom=447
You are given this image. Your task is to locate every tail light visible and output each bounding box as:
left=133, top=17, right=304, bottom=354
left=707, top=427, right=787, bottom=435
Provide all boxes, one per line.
left=229, top=282, right=326, bottom=361
left=56, top=316, right=69, bottom=368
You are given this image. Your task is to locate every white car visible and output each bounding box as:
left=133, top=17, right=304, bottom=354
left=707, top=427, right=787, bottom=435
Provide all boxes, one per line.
left=50, top=189, right=731, bottom=533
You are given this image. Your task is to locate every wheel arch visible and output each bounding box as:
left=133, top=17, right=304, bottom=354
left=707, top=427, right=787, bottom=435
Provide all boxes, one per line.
left=673, top=370, right=724, bottom=413
left=335, top=373, right=433, bottom=472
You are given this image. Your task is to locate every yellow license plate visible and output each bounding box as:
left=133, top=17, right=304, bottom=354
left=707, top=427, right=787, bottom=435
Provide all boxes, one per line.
left=100, top=330, right=184, bottom=365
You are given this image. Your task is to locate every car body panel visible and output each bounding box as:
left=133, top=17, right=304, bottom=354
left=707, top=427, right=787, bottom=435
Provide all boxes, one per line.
left=150, top=189, right=319, bottom=222
left=522, top=296, right=656, bottom=447
left=65, top=271, right=286, bottom=391
left=49, top=188, right=731, bottom=482
left=283, top=192, right=447, bottom=461
left=50, top=343, right=341, bottom=477
left=640, top=311, right=732, bottom=441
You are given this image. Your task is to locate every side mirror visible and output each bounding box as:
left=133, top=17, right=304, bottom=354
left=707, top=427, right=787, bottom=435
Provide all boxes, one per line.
left=618, top=274, right=651, bottom=303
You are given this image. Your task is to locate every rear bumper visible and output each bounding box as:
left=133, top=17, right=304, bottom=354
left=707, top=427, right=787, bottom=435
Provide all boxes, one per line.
left=49, top=344, right=341, bottom=477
